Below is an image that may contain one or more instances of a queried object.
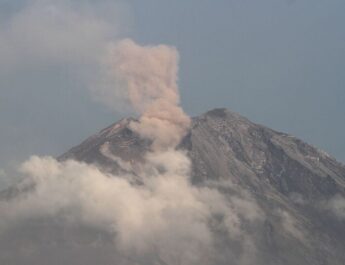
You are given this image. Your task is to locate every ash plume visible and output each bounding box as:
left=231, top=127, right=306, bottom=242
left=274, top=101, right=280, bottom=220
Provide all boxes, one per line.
left=102, top=39, right=191, bottom=150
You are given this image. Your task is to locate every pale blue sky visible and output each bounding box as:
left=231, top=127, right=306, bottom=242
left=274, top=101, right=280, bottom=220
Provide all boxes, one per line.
left=0, top=0, right=344, bottom=174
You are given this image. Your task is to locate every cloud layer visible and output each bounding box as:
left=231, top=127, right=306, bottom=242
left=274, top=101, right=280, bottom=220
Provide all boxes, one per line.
left=0, top=151, right=263, bottom=265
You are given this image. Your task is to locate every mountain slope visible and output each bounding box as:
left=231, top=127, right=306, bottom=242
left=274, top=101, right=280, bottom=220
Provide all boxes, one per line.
left=60, top=108, right=345, bottom=265
left=2, top=108, right=345, bottom=265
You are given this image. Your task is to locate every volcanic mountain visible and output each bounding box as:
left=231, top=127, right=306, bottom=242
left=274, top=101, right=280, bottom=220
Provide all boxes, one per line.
left=2, top=108, right=345, bottom=265
left=59, top=108, right=345, bottom=265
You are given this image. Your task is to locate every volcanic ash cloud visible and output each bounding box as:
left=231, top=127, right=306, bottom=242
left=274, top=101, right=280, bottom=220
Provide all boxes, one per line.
left=104, top=39, right=191, bottom=150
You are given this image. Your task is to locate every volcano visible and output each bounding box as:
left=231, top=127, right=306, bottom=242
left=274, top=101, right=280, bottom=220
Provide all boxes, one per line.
left=59, top=108, right=345, bottom=265
left=2, top=108, right=345, bottom=265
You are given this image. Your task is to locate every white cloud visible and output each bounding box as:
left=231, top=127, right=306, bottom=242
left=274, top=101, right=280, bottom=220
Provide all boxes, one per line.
left=0, top=151, right=264, bottom=265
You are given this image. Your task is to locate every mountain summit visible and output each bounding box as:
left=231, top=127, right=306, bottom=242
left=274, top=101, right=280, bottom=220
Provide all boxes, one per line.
left=60, top=108, right=345, bottom=265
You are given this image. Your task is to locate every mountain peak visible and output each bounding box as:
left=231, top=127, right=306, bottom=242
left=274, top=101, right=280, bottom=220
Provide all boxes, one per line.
left=204, top=107, right=243, bottom=119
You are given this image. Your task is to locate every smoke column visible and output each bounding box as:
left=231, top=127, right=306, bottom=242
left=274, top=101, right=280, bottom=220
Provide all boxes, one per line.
left=105, top=39, right=191, bottom=150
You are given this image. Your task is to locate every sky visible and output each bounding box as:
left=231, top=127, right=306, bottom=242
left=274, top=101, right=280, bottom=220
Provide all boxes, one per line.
left=0, top=0, right=344, bottom=175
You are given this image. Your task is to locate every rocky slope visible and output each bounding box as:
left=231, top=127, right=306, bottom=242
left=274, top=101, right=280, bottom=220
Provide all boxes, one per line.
left=60, top=108, right=345, bottom=265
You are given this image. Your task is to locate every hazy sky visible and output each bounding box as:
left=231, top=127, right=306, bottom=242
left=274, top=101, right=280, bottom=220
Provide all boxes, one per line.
left=0, top=0, right=344, bottom=174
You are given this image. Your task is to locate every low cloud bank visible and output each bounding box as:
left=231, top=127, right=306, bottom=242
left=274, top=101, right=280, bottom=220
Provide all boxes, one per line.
left=0, top=152, right=263, bottom=265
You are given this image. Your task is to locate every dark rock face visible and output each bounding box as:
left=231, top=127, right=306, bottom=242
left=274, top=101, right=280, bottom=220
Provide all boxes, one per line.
left=188, top=109, right=345, bottom=197
left=3, top=108, right=345, bottom=265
